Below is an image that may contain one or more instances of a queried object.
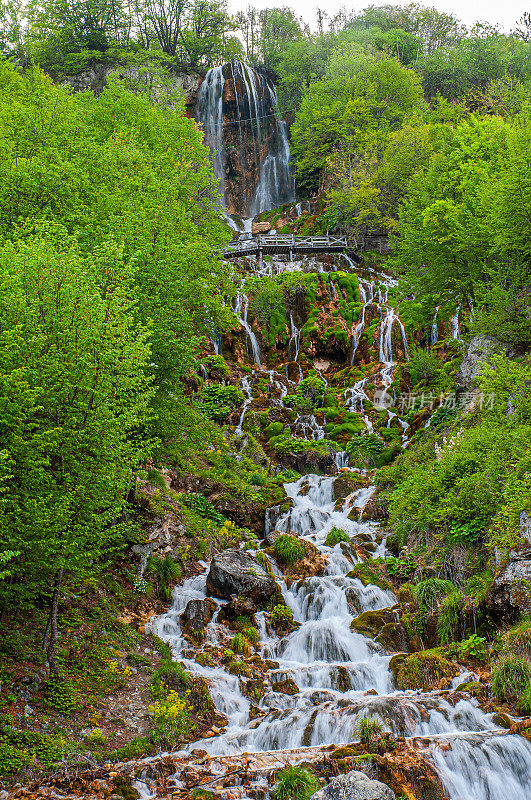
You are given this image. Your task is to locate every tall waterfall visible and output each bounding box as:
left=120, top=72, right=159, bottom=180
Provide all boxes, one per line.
left=196, top=61, right=295, bottom=218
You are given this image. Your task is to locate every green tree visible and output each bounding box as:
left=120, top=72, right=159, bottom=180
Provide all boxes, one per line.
left=0, top=229, right=153, bottom=668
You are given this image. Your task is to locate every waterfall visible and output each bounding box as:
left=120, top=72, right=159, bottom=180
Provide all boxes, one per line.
left=234, top=283, right=263, bottom=369
left=196, top=61, right=295, bottom=218
left=196, top=66, right=226, bottom=206
left=430, top=306, right=439, bottom=345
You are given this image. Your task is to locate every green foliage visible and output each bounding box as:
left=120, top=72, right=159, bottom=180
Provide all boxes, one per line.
left=406, top=346, right=444, bottom=388
left=182, top=493, right=226, bottom=525
left=447, top=634, right=488, bottom=662
left=265, top=422, right=285, bottom=439
left=273, top=534, right=305, bottom=565
left=384, top=357, right=531, bottom=553
left=414, top=578, right=455, bottom=611
left=242, top=626, right=259, bottom=645
left=146, top=556, right=182, bottom=601
left=273, top=765, right=319, bottom=800
left=437, top=592, right=464, bottom=646
left=271, top=604, right=294, bottom=630
left=491, top=655, right=531, bottom=702
left=230, top=633, right=250, bottom=655
left=385, top=555, right=416, bottom=582
left=325, top=527, right=350, bottom=547
left=202, top=355, right=229, bottom=377
left=347, top=433, right=387, bottom=469
left=498, top=619, right=531, bottom=661
left=197, top=384, right=245, bottom=422
left=356, top=716, right=385, bottom=745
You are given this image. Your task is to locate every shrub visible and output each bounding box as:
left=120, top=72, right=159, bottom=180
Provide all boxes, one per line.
left=406, top=346, right=442, bottom=387
left=356, top=716, right=385, bottom=745
left=271, top=604, right=294, bottom=630
left=147, top=555, right=182, bottom=601
left=151, top=659, right=190, bottom=699
left=231, top=633, right=250, bottom=655
left=414, top=578, right=455, bottom=611
left=242, top=626, right=259, bottom=645
left=274, top=534, right=305, bottom=565
left=325, top=527, right=350, bottom=547
left=273, top=765, right=319, bottom=800
left=491, top=655, right=531, bottom=702
left=197, top=384, right=245, bottom=421
left=437, top=592, right=464, bottom=646
left=84, top=728, right=107, bottom=747
left=202, top=354, right=229, bottom=377
left=447, top=634, right=488, bottom=663
left=148, top=690, right=191, bottom=740
left=499, top=619, right=531, bottom=661
left=221, top=649, right=235, bottom=663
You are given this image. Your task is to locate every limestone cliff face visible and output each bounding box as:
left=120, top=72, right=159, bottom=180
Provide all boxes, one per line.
left=63, top=64, right=200, bottom=114
left=196, top=61, right=294, bottom=218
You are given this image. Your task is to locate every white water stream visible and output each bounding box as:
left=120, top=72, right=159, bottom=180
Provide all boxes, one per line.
left=152, top=475, right=531, bottom=799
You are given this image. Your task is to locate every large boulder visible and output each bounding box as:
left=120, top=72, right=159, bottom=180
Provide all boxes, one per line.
left=206, top=549, right=277, bottom=603
left=311, top=770, right=395, bottom=800
left=181, top=598, right=216, bottom=632
left=487, top=550, right=531, bottom=622
left=455, top=336, right=504, bottom=390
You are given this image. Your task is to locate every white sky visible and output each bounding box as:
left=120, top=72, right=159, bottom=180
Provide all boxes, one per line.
left=227, top=0, right=530, bottom=33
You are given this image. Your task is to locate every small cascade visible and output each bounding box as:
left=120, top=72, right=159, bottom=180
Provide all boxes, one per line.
left=235, top=375, right=254, bottom=436
left=429, top=732, right=531, bottom=800
left=234, top=284, right=263, bottom=369
left=350, top=278, right=375, bottom=364
left=288, top=308, right=301, bottom=362
left=196, top=61, right=295, bottom=217
left=430, top=306, right=439, bottom=345
left=451, top=306, right=460, bottom=339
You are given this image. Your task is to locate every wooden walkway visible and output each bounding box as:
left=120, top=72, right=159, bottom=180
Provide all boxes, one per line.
left=223, top=234, right=356, bottom=259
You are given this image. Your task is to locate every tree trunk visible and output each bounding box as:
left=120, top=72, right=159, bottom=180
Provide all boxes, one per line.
left=44, top=567, right=64, bottom=673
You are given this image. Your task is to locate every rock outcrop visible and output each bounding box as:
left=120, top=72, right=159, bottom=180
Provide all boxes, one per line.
left=206, top=549, right=277, bottom=603
left=181, top=598, right=217, bottom=632
left=487, top=550, right=531, bottom=621
left=310, top=770, right=395, bottom=800
left=455, top=335, right=504, bottom=390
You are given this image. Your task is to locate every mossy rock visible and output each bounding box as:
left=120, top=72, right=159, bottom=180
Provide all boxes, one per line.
left=395, top=650, right=459, bottom=691
left=375, top=622, right=407, bottom=653
left=492, top=712, right=512, bottom=729
left=350, top=609, right=387, bottom=638
left=333, top=474, right=363, bottom=501
left=272, top=677, right=299, bottom=696
left=347, top=563, right=393, bottom=592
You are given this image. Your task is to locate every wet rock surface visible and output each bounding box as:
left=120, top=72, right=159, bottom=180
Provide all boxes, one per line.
left=181, top=597, right=217, bottom=631
left=206, top=548, right=277, bottom=602
left=311, top=770, right=395, bottom=800
left=487, top=551, right=531, bottom=621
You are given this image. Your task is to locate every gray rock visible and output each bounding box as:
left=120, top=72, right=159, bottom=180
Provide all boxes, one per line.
left=311, top=770, right=395, bottom=800
left=455, top=336, right=504, bottom=390
left=487, top=553, right=531, bottom=621
left=520, top=510, right=531, bottom=545
left=181, top=598, right=217, bottom=631
left=206, top=549, right=277, bottom=602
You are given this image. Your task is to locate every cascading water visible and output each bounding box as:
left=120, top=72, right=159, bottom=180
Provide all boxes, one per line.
left=196, top=61, right=295, bottom=217
left=151, top=473, right=531, bottom=798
